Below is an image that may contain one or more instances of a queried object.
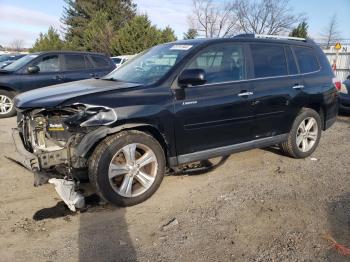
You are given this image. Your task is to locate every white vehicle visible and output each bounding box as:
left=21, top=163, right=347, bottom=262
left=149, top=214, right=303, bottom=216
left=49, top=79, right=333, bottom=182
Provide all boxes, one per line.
left=111, top=55, right=134, bottom=68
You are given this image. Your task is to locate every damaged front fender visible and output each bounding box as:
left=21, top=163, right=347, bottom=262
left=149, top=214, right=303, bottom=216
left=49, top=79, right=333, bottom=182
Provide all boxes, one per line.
left=75, top=123, right=158, bottom=157
left=64, top=103, right=118, bottom=128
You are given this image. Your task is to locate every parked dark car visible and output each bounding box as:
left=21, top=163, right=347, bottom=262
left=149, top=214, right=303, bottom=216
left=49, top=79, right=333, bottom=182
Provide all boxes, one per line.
left=12, top=35, right=338, bottom=208
left=0, top=54, right=26, bottom=68
left=339, top=75, right=350, bottom=113
left=0, top=51, right=115, bottom=118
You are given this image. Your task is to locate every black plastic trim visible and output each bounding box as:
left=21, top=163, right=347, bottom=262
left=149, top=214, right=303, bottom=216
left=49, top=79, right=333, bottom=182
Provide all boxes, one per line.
left=175, top=134, right=288, bottom=166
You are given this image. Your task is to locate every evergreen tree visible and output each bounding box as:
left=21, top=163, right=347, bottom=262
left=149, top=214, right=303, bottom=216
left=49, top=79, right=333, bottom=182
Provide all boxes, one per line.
left=31, top=27, right=64, bottom=52
left=161, top=26, right=177, bottom=42
left=183, top=28, right=198, bottom=39
left=62, top=0, right=136, bottom=49
left=112, top=15, right=176, bottom=55
left=289, top=21, right=308, bottom=38
left=83, top=11, right=116, bottom=55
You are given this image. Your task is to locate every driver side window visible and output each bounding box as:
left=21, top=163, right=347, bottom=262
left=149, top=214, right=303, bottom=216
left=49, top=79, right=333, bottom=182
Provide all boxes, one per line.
left=185, top=43, right=245, bottom=85
left=34, top=55, right=59, bottom=72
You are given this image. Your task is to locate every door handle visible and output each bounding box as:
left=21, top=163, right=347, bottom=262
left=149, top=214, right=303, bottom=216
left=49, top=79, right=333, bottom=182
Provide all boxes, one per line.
left=53, top=75, right=64, bottom=80
left=292, top=84, right=304, bottom=90
left=238, top=91, right=254, bottom=97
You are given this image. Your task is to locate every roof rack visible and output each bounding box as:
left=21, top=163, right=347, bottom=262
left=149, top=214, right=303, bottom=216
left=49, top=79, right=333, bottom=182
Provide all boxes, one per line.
left=234, top=34, right=306, bottom=42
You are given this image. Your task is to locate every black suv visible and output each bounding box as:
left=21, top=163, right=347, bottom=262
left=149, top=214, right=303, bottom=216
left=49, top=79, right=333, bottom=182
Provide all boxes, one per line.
left=12, top=35, right=338, bottom=207
left=0, top=51, right=115, bottom=118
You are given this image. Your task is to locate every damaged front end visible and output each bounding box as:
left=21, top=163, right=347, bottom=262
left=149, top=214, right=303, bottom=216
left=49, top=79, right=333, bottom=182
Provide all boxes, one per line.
left=11, top=104, right=117, bottom=210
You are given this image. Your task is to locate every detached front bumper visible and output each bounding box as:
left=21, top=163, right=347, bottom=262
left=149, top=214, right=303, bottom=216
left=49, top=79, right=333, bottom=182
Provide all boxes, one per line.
left=11, top=129, right=63, bottom=186
left=11, top=128, right=40, bottom=171
left=11, top=130, right=85, bottom=211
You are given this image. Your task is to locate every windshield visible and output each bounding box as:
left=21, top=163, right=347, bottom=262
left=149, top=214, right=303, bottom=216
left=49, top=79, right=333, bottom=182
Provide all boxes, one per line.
left=0, top=56, right=10, bottom=62
left=3, top=54, right=39, bottom=71
left=104, top=43, right=195, bottom=84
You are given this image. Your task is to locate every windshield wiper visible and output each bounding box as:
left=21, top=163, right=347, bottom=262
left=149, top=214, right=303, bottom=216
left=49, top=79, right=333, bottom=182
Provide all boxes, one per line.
left=101, top=77, right=122, bottom=82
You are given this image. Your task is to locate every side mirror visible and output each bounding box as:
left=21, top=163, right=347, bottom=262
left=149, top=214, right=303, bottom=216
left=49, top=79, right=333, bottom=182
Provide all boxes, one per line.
left=27, top=65, right=40, bottom=74
left=178, top=69, right=206, bottom=87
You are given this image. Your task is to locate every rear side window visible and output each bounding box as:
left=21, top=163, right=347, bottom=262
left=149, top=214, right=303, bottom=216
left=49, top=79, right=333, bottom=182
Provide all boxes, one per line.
left=185, top=43, right=245, bottom=84
left=293, top=47, right=320, bottom=73
left=285, top=47, right=298, bottom=75
left=64, top=54, right=87, bottom=71
left=91, top=55, right=110, bottom=68
left=250, top=44, right=287, bottom=78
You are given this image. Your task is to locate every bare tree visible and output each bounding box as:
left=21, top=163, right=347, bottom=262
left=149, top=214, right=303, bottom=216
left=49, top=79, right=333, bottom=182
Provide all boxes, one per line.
left=232, top=0, right=306, bottom=35
left=321, top=14, right=341, bottom=49
left=188, top=0, right=237, bottom=38
left=9, top=39, right=24, bottom=52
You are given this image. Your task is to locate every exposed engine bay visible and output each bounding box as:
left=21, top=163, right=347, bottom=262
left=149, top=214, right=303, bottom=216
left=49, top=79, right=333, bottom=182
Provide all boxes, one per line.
left=17, top=104, right=118, bottom=178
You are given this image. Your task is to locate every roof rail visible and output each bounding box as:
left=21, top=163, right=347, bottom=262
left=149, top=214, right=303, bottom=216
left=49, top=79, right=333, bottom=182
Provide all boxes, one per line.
left=234, top=34, right=306, bottom=42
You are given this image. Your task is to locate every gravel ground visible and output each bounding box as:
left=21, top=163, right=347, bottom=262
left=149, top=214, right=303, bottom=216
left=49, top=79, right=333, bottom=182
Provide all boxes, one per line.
left=0, top=115, right=349, bottom=262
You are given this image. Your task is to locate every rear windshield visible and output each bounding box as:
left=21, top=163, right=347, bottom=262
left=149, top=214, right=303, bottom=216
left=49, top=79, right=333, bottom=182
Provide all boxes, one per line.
left=0, top=55, right=10, bottom=62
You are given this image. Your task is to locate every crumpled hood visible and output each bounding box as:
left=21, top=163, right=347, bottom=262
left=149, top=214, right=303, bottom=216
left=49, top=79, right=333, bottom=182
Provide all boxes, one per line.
left=14, top=78, right=141, bottom=109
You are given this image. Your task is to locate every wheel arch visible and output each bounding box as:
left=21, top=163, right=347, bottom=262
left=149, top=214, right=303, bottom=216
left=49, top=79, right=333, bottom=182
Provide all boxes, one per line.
left=0, top=85, right=17, bottom=94
left=302, top=104, right=325, bottom=130
left=77, top=123, right=170, bottom=166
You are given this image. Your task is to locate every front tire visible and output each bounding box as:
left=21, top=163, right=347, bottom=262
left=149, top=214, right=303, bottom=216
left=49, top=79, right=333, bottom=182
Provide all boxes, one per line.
left=280, top=108, right=322, bottom=158
left=0, top=90, right=16, bottom=118
left=89, top=130, right=166, bottom=206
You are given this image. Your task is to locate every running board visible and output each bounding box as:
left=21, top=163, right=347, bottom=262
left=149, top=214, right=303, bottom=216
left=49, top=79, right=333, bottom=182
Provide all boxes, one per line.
left=173, top=134, right=288, bottom=166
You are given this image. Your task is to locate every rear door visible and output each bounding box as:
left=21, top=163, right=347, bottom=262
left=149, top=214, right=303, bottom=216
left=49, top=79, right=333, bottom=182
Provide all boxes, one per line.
left=174, top=42, right=255, bottom=156
left=293, top=46, right=322, bottom=90
left=62, top=53, right=96, bottom=83
left=19, top=54, right=63, bottom=92
left=249, top=43, right=305, bottom=138
left=90, top=55, right=115, bottom=77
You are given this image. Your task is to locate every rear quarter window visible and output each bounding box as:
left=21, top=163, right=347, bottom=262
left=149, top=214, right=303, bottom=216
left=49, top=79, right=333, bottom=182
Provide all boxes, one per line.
left=293, top=47, right=320, bottom=73
left=250, top=44, right=287, bottom=78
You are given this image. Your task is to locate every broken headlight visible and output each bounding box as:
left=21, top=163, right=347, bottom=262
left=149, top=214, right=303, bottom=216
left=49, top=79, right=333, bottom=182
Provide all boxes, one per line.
left=64, top=104, right=117, bottom=128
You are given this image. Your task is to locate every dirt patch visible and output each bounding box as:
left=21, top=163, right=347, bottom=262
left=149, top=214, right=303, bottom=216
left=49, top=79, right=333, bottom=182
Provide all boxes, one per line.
left=0, top=116, right=349, bottom=261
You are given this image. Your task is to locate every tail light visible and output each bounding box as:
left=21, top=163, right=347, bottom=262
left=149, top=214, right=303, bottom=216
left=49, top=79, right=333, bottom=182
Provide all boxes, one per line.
left=333, top=78, right=341, bottom=91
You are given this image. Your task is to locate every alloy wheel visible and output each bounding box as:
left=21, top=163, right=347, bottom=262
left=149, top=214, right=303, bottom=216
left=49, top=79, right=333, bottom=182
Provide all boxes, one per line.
left=0, top=95, right=13, bottom=115
left=108, top=143, right=158, bottom=197
left=296, top=117, right=318, bottom=152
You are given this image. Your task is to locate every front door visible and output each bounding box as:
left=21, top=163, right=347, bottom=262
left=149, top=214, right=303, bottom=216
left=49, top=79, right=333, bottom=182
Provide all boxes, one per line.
left=19, top=54, right=64, bottom=92
left=174, top=43, right=255, bottom=157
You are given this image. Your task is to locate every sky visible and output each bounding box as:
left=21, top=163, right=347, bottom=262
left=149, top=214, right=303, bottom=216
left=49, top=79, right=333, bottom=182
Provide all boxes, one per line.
left=0, top=0, right=349, bottom=48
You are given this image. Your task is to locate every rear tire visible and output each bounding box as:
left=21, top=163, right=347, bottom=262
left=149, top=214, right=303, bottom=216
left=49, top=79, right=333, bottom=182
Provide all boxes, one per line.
left=0, top=90, right=16, bottom=118
left=89, top=130, right=166, bottom=206
left=280, top=108, right=322, bottom=158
